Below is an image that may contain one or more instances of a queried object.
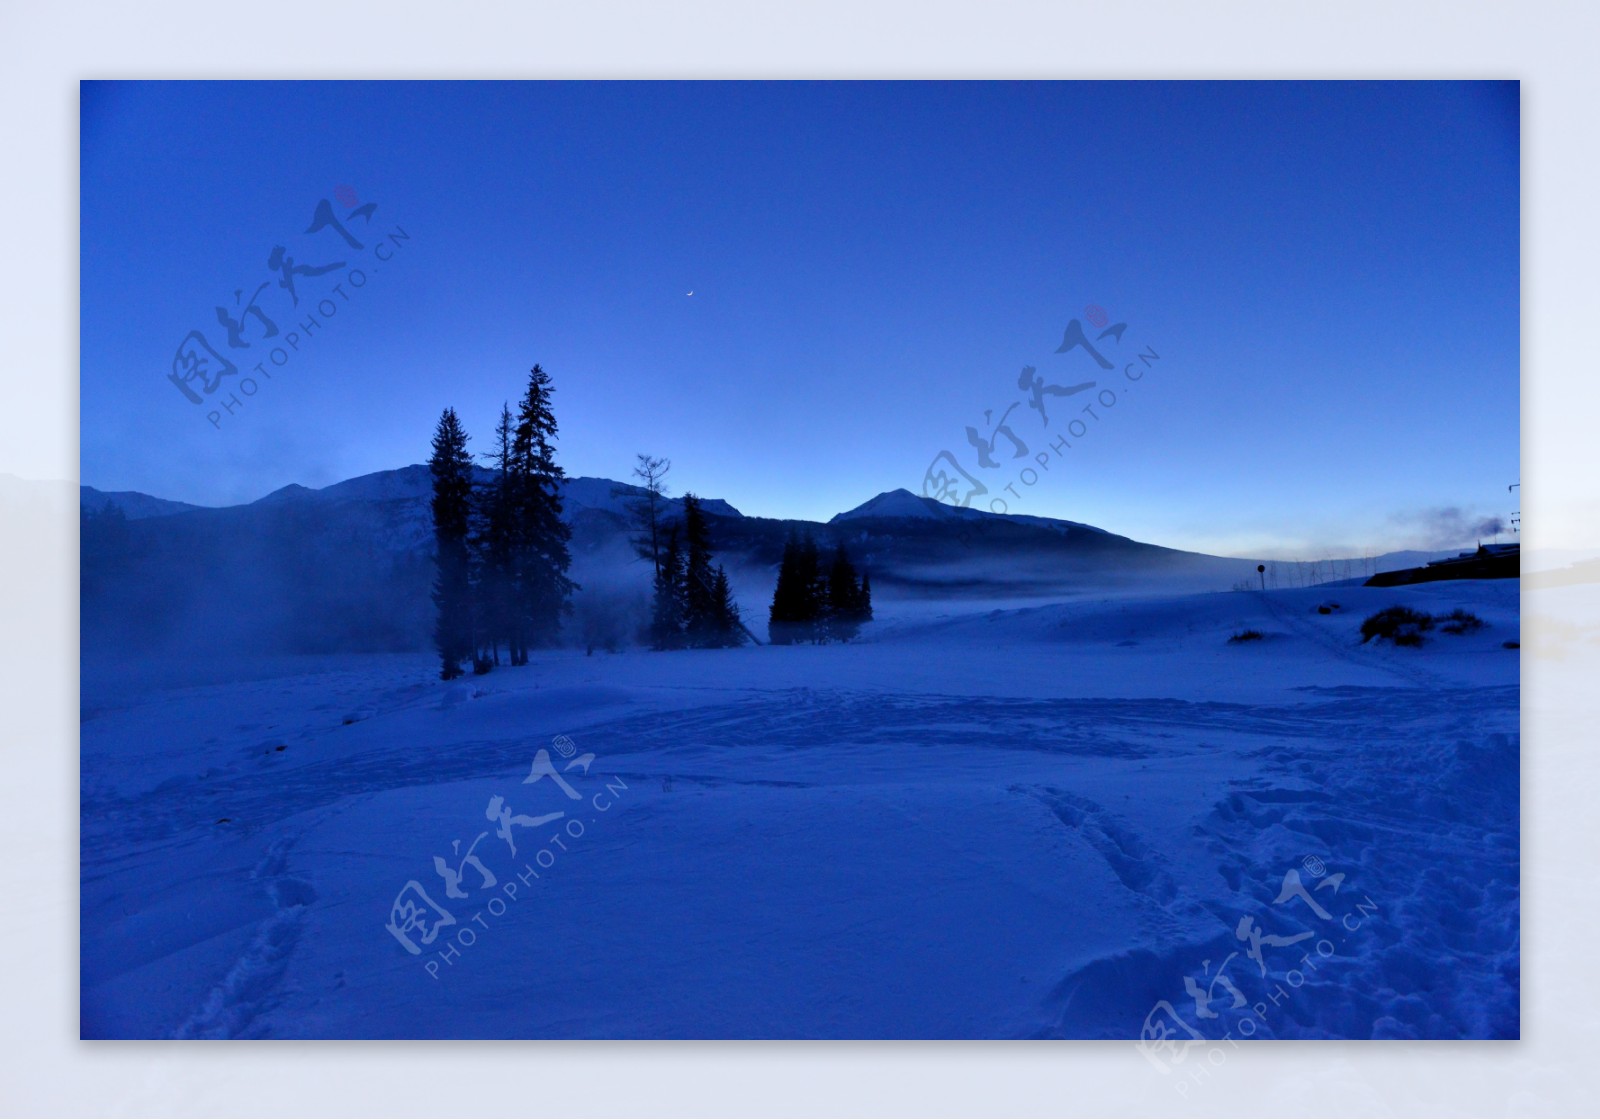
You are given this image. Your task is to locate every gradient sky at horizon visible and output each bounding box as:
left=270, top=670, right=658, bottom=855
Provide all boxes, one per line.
left=80, top=80, right=1519, bottom=558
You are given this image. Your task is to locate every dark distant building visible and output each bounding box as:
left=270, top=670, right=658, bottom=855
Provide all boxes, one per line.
left=1364, top=543, right=1520, bottom=586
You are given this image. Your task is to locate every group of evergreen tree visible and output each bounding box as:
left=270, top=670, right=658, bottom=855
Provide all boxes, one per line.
left=623, top=454, right=747, bottom=650
left=768, top=533, right=872, bottom=644
left=429, top=364, right=577, bottom=680
left=432, top=405, right=875, bottom=670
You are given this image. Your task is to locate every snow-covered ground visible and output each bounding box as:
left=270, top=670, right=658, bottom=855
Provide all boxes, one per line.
left=79, top=579, right=1519, bottom=1040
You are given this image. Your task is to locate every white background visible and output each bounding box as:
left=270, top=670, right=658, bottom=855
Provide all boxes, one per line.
left=3, top=1, right=1593, bottom=1115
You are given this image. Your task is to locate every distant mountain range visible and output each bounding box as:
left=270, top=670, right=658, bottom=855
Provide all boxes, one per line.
left=79, top=486, right=203, bottom=520
left=78, top=466, right=1451, bottom=654
left=83, top=468, right=741, bottom=523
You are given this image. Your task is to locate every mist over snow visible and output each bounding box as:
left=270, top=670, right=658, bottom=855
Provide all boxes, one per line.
left=79, top=465, right=1464, bottom=660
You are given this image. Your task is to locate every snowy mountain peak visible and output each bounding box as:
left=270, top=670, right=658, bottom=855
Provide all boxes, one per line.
left=830, top=488, right=953, bottom=523
left=252, top=483, right=319, bottom=505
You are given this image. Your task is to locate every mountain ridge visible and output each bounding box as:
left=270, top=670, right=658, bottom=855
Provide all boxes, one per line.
left=83, top=467, right=1097, bottom=536
left=79, top=464, right=1460, bottom=570
left=79, top=464, right=1469, bottom=656
left=86, top=466, right=748, bottom=521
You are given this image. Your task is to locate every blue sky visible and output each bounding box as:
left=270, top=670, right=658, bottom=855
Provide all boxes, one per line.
left=80, top=80, right=1519, bottom=557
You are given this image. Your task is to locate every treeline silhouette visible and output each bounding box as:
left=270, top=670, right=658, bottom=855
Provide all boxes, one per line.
left=428, top=370, right=871, bottom=678
left=769, top=534, right=872, bottom=644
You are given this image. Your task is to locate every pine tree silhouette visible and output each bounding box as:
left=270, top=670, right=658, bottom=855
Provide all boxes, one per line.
left=796, top=534, right=825, bottom=642
left=827, top=541, right=864, bottom=642
left=768, top=533, right=802, bottom=644
left=769, top=535, right=871, bottom=644
left=677, top=493, right=746, bottom=648
left=469, top=403, right=517, bottom=671
left=429, top=407, right=474, bottom=679
left=711, top=565, right=744, bottom=645
left=681, top=494, right=715, bottom=646
left=508, top=364, right=578, bottom=659
left=621, top=453, right=671, bottom=582
left=650, top=526, right=686, bottom=649
left=769, top=531, right=829, bottom=643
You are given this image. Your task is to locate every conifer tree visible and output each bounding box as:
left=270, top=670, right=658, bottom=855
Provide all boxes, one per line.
left=826, top=541, right=864, bottom=642
left=769, top=531, right=827, bottom=644
left=769, top=534, right=871, bottom=644
left=675, top=493, right=747, bottom=648
left=650, top=525, right=685, bottom=649
left=623, top=453, right=672, bottom=581
left=471, top=403, right=517, bottom=669
left=768, top=534, right=803, bottom=645
left=681, top=493, right=716, bottom=646
left=710, top=565, right=745, bottom=646
left=796, top=534, right=825, bottom=641
left=429, top=407, right=474, bottom=679
left=510, top=364, right=578, bottom=656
